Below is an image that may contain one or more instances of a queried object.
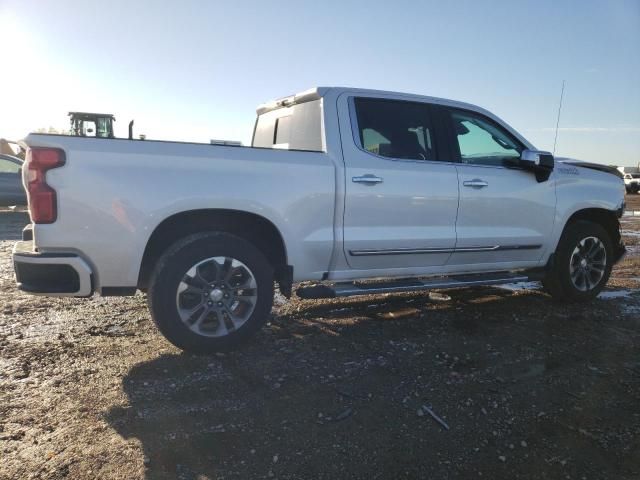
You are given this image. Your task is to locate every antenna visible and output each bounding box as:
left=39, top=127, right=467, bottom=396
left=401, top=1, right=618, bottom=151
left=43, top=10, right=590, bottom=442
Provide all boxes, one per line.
left=553, top=80, right=565, bottom=155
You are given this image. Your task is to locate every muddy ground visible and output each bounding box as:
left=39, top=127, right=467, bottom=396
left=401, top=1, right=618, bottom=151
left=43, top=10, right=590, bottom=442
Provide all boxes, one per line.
left=1, top=196, right=639, bottom=480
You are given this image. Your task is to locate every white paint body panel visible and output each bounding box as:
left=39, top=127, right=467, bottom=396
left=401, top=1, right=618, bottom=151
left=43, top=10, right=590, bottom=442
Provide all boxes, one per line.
left=337, top=93, right=458, bottom=269
left=22, top=87, right=625, bottom=294
left=452, top=164, right=557, bottom=265
left=24, top=136, right=338, bottom=288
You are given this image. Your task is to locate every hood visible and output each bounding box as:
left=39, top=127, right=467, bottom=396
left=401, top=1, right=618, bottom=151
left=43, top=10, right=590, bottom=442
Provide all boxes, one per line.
left=556, top=157, right=623, bottom=179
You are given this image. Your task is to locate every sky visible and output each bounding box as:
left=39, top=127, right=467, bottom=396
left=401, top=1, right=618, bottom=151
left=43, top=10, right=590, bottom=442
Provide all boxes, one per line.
left=0, top=0, right=638, bottom=166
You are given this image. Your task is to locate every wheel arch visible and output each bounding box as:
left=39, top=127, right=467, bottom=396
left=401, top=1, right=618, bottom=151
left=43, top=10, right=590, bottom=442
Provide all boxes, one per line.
left=559, top=207, right=621, bottom=250
left=543, top=209, right=620, bottom=301
left=138, top=209, right=291, bottom=295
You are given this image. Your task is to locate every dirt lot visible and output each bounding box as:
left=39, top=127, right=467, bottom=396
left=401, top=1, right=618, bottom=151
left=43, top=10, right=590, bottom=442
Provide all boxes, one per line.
left=1, top=197, right=639, bottom=480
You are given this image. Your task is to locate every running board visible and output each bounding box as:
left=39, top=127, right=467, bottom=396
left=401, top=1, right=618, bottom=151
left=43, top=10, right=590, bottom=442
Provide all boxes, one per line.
left=296, top=272, right=530, bottom=299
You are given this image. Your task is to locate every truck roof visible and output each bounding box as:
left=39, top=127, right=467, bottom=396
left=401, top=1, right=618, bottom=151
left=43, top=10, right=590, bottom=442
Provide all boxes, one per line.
left=256, top=86, right=487, bottom=116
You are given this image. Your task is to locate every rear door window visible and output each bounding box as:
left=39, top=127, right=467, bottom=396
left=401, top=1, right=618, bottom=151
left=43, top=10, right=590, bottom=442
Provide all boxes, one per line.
left=353, top=98, right=437, bottom=161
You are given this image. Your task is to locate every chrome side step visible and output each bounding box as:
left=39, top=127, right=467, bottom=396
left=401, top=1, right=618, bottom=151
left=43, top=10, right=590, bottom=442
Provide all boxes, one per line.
left=296, top=272, right=530, bottom=299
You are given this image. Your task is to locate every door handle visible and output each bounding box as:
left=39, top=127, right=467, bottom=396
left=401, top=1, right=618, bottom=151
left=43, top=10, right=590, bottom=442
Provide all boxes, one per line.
left=352, top=174, right=383, bottom=185
left=463, top=179, right=488, bottom=188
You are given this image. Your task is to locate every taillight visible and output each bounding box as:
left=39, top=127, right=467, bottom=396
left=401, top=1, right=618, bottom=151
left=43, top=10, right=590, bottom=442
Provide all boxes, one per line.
left=26, top=148, right=66, bottom=224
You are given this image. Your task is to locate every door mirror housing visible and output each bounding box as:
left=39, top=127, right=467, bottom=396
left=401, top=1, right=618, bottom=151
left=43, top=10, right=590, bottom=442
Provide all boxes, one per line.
left=520, top=149, right=554, bottom=182
left=520, top=149, right=554, bottom=168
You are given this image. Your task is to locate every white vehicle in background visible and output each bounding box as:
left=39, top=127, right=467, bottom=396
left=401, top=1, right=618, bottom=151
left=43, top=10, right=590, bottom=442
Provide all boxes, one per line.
left=623, top=173, right=640, bottom=194
left=0, top=153, right=27, bottom=206
left=13, top=87, right=626, bottom=353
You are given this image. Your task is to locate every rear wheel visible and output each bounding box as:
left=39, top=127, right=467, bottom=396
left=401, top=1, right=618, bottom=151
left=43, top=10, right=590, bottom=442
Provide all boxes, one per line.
left=543, top=221, right=613, bottom=302
left=148, top=232, right=274, bottom=353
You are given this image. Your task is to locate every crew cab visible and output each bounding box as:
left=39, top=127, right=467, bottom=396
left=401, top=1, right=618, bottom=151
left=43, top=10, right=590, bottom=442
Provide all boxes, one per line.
left=13, top=87, right=626, bottom=352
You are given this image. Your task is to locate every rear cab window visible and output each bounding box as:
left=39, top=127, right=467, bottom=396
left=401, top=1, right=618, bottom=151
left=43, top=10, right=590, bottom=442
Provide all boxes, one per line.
left=252, top=99, right=324, bottom=152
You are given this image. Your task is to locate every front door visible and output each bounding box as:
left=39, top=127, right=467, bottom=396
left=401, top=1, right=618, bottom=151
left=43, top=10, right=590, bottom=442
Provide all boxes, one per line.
left=339, top=95, right=459, bottom=271
left=443, top=107, right=556, bottom=267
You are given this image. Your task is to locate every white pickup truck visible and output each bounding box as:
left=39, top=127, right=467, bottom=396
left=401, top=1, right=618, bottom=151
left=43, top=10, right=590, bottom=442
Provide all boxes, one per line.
left=13, top=87, right=626, bottom=352
left=623, top=172, right=640, bottom=194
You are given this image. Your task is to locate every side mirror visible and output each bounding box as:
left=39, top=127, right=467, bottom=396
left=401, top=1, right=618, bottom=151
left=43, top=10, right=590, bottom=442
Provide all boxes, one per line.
left=520, top=149, right=554, bottom=182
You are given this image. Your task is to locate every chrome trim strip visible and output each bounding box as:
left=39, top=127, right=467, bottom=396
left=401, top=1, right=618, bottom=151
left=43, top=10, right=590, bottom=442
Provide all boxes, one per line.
left=350, top=246, right=486, bottom=256
left=495, top=244, right=542, bottom=251
left=349, top=247, right=454, bottom=256
left=349, top=244, right=541, bottom=256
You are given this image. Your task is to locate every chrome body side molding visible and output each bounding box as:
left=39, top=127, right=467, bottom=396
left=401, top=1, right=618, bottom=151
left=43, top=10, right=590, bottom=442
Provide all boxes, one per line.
left=349, top=244, right=541, bottom=256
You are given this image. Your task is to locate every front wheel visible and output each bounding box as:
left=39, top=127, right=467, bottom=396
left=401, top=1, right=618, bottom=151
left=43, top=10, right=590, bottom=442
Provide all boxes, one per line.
left=543, top=221, right=613, bottom=302
left=147, top=232, right=274, bottom=353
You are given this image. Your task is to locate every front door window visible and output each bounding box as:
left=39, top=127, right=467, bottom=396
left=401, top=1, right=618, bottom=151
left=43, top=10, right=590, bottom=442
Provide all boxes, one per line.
left=449, top=110, right=522, bottom=167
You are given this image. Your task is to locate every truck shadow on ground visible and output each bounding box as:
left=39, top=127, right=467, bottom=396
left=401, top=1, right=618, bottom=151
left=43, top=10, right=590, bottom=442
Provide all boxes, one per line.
left=104, top=286, right=633, bottom=479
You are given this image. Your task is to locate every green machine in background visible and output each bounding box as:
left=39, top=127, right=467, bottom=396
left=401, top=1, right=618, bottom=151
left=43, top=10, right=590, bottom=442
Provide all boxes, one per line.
left=68, top=112, right=116, bottom=138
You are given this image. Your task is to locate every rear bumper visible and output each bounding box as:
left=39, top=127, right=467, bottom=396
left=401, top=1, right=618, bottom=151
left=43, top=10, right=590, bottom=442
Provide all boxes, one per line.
left=12, top=240, right=94, bottom=297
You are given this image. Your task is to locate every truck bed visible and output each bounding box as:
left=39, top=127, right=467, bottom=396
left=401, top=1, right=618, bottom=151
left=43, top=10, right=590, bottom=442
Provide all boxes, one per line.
left=23, top=134, right=338, bottom=290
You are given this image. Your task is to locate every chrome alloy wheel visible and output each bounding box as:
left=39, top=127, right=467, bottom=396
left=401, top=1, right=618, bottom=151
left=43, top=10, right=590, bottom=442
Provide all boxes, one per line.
left=569, top=236, right=607, bottom=292
left=176, top=256, right=258, bottom=337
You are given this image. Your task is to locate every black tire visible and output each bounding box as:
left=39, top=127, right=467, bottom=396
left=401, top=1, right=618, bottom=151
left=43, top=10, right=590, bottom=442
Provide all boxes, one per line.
left=543, top=220, right=613, bottom=302
left=147, top=232, right=274, bottom=353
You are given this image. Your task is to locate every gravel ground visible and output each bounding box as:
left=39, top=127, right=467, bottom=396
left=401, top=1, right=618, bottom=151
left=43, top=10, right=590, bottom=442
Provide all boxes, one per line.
left=1, top=197, right=639, bottom=480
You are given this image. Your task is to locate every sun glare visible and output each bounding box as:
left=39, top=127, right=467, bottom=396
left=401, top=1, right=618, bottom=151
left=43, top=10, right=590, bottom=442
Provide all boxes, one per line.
left=0, top=12, right=88, bottom=140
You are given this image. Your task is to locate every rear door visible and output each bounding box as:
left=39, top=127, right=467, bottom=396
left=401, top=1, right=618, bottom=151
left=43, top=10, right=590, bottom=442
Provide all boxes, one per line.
left=441, top=107, right=556, bottom=267
left=339, top=95, right=459, bottom=271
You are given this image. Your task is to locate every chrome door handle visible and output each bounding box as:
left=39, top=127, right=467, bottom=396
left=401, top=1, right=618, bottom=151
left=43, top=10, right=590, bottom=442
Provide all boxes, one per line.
left=352, top=174, right=383, bottom=185
left=463, top=179, right=488, bottom=188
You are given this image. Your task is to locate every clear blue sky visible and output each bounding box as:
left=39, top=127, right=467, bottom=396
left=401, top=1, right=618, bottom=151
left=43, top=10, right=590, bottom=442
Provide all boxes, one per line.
left=1, top=0, right=638, bottom=166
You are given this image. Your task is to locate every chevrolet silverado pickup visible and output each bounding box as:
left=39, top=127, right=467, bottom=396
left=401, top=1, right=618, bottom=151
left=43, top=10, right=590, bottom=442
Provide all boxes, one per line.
left=13, top=87, right=626, bottom=352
